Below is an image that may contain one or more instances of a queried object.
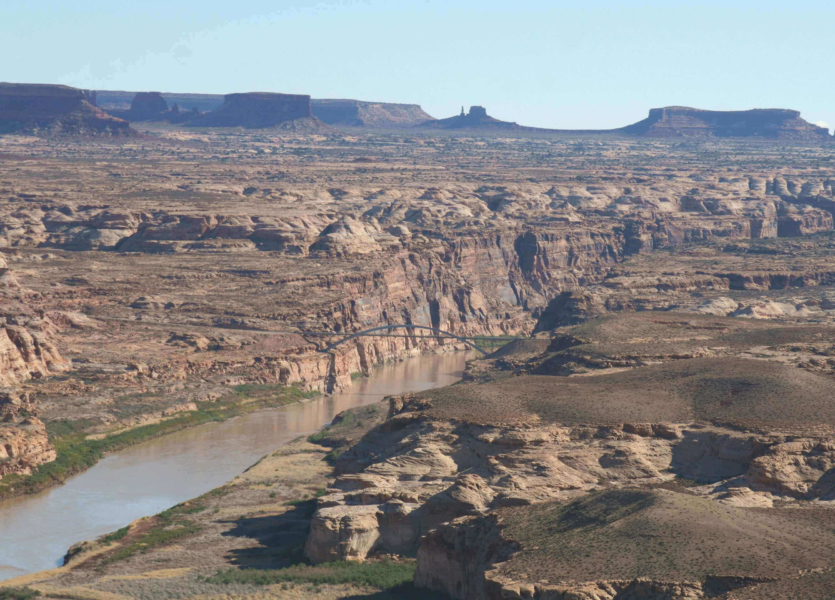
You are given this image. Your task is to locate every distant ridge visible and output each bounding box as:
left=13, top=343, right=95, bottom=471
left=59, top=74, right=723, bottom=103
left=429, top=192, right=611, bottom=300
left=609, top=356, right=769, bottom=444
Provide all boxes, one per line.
left=95, top=90, right=433, bottom=128
left=419, top=104, right=834, bottom=140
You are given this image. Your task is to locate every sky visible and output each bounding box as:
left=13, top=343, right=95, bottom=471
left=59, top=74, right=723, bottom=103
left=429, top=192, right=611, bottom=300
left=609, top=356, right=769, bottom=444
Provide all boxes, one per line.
left=3, top=0, right=834, bottom=131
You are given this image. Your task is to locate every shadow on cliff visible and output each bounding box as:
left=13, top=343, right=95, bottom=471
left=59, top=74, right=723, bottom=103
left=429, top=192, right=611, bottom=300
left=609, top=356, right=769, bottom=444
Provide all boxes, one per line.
left=219, top=499, right=316, bottom=569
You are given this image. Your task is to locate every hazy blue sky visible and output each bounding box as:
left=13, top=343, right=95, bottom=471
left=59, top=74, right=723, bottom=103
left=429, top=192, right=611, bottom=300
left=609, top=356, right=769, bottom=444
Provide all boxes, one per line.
left=3, top=0, right=834, bottom=130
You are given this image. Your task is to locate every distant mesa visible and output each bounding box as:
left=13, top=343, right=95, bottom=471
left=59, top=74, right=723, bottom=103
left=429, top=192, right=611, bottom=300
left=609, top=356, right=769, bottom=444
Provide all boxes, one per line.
left=420, top=104, right=834, bottom=140
left=95, top=91, right=434, bottom=128
left=311, top=99, right=435, bottom=128
left=188, top=92, right=330, bottom=130
left=619, top=106, right=833, bottom=140
left=0, top=83, right=137, bottom=137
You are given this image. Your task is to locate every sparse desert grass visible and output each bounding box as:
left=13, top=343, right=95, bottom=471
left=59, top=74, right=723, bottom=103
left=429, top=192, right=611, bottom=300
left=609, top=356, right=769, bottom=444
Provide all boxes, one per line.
left=497, top=489, right=835, bottom=584
left=420, top=357, right=835, bottom=431
left=97, top=502, right=206, bottom=565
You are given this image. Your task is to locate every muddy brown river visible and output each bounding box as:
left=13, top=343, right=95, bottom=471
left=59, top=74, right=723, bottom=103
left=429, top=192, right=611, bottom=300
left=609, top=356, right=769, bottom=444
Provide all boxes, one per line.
left=0, top=351, right=473, bottom=580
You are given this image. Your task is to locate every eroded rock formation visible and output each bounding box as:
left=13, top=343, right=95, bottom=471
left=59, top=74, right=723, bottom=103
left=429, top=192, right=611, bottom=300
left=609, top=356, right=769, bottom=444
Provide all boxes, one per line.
left=0, top=388, right=55, bottom=479
left=419, top=105, right=533, bottom=131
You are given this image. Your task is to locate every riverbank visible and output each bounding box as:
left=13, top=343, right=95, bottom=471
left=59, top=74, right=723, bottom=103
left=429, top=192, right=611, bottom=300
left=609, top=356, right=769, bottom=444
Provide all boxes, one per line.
left=0, top=351, right=474, bottom=581
left=2, top=426, right=444, bottom=599
left=0, top=383, right=318, bottom=502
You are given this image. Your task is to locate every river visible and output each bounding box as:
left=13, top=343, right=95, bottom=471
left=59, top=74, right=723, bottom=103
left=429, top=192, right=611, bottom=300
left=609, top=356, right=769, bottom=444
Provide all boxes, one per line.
left=0, top=351, right=473, bottom=580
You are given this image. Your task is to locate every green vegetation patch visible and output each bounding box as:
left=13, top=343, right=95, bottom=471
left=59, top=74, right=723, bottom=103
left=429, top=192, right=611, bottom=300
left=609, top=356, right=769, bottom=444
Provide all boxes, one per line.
left=0, top=589, right=41, bottom=600
left=100, top=526, right=130, bottom=544
left=307, top=403, right=385, bottom=452
left=0, top=385, right=317, bottom=501
left=101, top=501, right=205, bottom=565
left=205, top=559, right=416, bottom=590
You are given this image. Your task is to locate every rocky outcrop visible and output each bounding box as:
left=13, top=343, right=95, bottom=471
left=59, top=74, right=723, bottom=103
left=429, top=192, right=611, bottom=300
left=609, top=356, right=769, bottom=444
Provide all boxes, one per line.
left=304, top=314, right=835, bottom=571
left=418, top=106, right=540, bottom=131
left=0, top=389, right=56, bottom=479
left=0, top=83, right=137, bottom=136
left=304, top=406, right=797, bottom=565
left=188, top=92, right=317, bottom=128
left=312, top=99, right=435, bottom=128
left=619, top=107, right=833, bottom=140
left=0, top=315, right=70, bottom=386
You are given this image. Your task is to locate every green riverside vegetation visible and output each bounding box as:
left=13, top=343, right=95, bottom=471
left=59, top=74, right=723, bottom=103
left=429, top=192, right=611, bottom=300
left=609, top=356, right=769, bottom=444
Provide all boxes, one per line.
left=0, top=384, right=317, bottom=501
left=0, top=589, right=41, bottom=600
left=100, top=502, right=206, bottom=565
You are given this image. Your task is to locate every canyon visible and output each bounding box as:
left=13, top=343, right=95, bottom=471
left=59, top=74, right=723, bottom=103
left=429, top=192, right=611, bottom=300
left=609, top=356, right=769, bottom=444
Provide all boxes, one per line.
left=2, top=112, right=835, bottom=598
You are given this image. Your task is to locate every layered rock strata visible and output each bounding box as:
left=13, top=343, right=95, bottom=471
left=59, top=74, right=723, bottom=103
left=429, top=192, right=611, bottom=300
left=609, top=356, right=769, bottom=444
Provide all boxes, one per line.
left=0, top=388, right=56, bottom=479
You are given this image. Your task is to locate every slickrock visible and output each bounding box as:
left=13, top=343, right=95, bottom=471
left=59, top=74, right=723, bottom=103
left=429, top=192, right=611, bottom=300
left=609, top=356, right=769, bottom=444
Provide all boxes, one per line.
left=0, top=83, right=137, bottom=136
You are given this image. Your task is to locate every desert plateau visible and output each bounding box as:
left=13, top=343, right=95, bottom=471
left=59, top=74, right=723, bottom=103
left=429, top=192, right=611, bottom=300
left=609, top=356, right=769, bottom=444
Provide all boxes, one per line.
left=2, top=21, right=835, bottom=596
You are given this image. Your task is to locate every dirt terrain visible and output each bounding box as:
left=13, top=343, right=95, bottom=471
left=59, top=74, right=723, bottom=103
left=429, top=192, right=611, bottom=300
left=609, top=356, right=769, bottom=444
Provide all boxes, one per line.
left=3, top=112, right=835, bottom=598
